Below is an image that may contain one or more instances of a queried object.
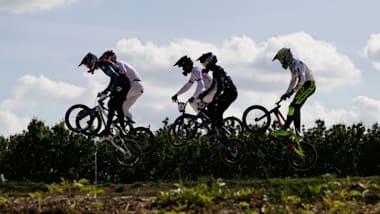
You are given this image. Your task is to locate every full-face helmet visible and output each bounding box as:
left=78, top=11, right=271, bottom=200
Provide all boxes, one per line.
left=197, top=52, right=217, bottom=69
left=174, top=55, right=193, bottom=76
left=272, top=48, right=293, bottom=69
left=79, top=52, right=98, bottom=74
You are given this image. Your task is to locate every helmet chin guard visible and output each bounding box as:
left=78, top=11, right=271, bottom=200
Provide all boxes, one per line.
left=273, top=48, right=293, bottom=69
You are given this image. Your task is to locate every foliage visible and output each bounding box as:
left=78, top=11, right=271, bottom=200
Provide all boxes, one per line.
left=0, top=118, right=380, bottom=183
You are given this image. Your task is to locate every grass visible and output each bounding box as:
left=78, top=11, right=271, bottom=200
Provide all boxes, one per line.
left=0, top=174, right=380, bottom=213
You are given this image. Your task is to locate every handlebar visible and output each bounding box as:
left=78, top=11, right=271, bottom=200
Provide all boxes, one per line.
left=97, top=93, right=109, bottom=106
left=275, top=99, right=282, bottom=106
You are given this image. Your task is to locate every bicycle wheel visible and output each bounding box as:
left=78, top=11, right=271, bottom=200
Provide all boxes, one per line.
left=219, top=138, right=247, bottom=167
left=168, top=125, right=187, bottom=147
left=242, top=105, right=271, bottom=133
left=130, top=127, right=156, bottom=154
left=65, top=104, right=102, bottom=135
left=288, top=141, right=318, bottom=171
left=75, top=106, right=102, bottom=136
left=65, top=104, right=87, bottom=132
left=110, top=136, right=142, bottom=167
left=223, top=116, right=244, bottom=137
left=172, top=114, right=197, bottom=141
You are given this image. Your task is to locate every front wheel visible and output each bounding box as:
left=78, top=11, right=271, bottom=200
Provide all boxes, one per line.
left=219, top=138, right=247, bottom=167
left=111, top=136, right=142, bottom=167
left=288, top=141, right=318, bottom=171
left=65, top=104, right=89, bottom=133
left=242, top=105, right=271, bottom=133
left=171, top=114, right=197, bottom=142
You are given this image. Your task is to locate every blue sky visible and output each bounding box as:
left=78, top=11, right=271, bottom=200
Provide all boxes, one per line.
left=1, top=0, right=380, bottom=136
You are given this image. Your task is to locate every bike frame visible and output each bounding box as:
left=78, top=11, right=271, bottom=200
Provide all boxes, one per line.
left=268, top=100, right=299, bottom=152
left=174, top=100, right=211, bottom=131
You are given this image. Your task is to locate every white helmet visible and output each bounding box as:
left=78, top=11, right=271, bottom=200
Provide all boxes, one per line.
left=272, top=48, right=293, bottom=69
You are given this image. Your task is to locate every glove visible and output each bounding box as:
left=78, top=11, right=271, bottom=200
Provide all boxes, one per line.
left=171, top=94, right=178, bottom=102
left=198, top=92, right=205, bottom=101
left=97, top=91, right=107, bottom=97
left=280, top=89, right=295, bottom=100
left=188, top=97, right=195, bottom=103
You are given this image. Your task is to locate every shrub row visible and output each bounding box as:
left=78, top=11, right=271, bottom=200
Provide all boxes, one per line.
left=0, top=119, right=379, bottom=183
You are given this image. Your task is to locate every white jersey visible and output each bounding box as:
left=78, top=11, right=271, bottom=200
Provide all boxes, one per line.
left=202, top=70, right=213, bottom=90
left=287, top=59, right=315, bottom=93
left=175, top=66, right=204, bottom=98
left=116, top=60, right=142, bottom=82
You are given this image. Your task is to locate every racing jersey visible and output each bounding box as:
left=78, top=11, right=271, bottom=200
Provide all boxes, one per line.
left=202, top=69, right=213, bottom=90
left=203, top=65, right=235, bottom=98
left=97, top=60, right=130, bottom=93
left=115, top=60, right=142, bottom=82
left=286, top=59, right=315, bottom=93
left=175, top=66, right=204, bottom=98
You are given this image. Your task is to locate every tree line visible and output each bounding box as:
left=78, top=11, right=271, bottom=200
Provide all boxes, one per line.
left=0, top=118, right=379, bottom=183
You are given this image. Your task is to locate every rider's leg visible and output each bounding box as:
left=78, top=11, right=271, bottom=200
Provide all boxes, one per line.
left=275, top=81, right=316, bottom=137
left=206, top=101, right=217, bottom=134
left=214, top=88, right=238, bottom=134
left=189, top=98, right=200, bottom=113
left=100, top=97, right=117, bottom=136
left=123, top=82, right=143, bottom=121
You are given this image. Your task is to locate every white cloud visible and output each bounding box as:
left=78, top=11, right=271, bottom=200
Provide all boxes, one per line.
left=363, top=33, right=380, bottom=71
left=303, top=96, right=380, bottom=128
left=261, top=32, right=362, bottom=91
left=0, top=0, right=77, bottom=13
left=115, top=33, right=361, bottom=94
left=0, top=74, right=100, bottom=136
left=0, top=34, right=368, bottom=136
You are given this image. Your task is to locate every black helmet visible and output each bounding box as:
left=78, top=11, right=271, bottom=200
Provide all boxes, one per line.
left=174, top=56, right=193, bottom=67
left=197, top=52, right=217, bottom=68
left=100, top=50, right=117, bottom=62
left=79, top=52, right=98, bottom=73
left=174, top=56, right=193, bottom=76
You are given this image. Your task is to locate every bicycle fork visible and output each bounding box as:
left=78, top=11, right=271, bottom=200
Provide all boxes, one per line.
left=107, top=136, right=133, bottom=158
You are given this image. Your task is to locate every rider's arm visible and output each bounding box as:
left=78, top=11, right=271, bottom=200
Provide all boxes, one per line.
left=98, top=61, right=122, bottom=93
left=175, top=79, right=193, bottom=96
left=191, top=68, right=204, bottom=99
left=286, top=70, right=298, bottom=94
left=294, top=63, right=307, bottom=91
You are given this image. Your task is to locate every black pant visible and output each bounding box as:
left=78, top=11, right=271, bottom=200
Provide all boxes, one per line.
left=207, top=87, right=238, bottom=129
left=106, top=88, right=128, bottom=131
left=284, top=81, right=316, bottom=134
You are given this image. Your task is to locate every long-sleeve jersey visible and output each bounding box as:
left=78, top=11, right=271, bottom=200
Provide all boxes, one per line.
left=202, top=69, right=213, bottom=90
left=286, top=59, right=315, bottom=93
left=175, top=66, right=205, bottom=98
left=97, top=60, right=130, bottom=93
left=202, top=64, right=235, bottom=98
left=115, top=60, right=142, bottom=82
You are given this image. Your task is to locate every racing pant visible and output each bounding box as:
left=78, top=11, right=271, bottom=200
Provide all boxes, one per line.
left=284, top=80, right=316, bottom=134
left=106, top=87, right=128, bottom=132
left=123, top=80, right=143, bottom=120
left=190, top=85, right=217, bottom=113
left=207, top=86, right=238, bottom=130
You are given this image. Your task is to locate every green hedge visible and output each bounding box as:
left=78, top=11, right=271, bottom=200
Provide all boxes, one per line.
left=0, top=119, right=379, bottom=183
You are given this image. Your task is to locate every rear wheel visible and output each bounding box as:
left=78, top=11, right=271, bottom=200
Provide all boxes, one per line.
left=219, top=138, right=247, bottom=167
left=288, top=141, right=318, bottom=171
left=223, top=116, right=244, bottom=137
left=242, top=105, right=271, bottom=133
